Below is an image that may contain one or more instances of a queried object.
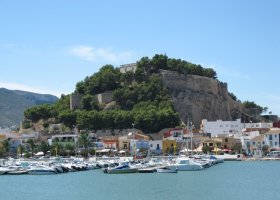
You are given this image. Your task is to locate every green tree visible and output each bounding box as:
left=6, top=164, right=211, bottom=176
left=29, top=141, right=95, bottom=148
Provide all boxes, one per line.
left=79, top=132, right=90, bottom=158
left=58, top=110, right=77, bottom=128
left=17, top=144, right=24, bottom=157
left=231, top=143, right=242, bottom=154
left=262, top=145, right=269, bottom=155
left=242, top=101, right=266, bottom=114
left=202, top=145, right=212, bottom=154
left=26, top=139, right=35, bottom=157
left=51, top=143, right=64, bottom=156
left=24, top=104, right=54, bottom=122
left=39, top=141, right=50, bottom=156
left=81, top=94, right=99, bottom=111
left=1, top=139, right=10, bottom=157
left=65, top=144, right=75, bottom=156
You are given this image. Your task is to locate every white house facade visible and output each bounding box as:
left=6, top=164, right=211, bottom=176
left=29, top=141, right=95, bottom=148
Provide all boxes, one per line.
left=149, top=140, right=162, bottom=155
left=265, top=129, right=280, bottom=150
left=201, top=119, right=243, bottom=137
left=200, top=119, right=273, bottom=138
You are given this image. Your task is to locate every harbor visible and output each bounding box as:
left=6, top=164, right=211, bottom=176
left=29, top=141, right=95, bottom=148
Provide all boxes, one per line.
left=1, top=152, right=280, bottom=176
left=1, top=160, right=280, bottom=200
left=0, top=154, right=225, bottom=175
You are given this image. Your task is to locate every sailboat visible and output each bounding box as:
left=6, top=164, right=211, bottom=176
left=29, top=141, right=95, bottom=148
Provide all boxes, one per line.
left=167, top=119, right=204, bottom=171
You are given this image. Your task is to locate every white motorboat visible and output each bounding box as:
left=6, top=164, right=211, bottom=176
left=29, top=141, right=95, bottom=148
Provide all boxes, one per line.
left=167, top=157, right=203, bottom=171
left=27, top=165, right=57, bottom=175
left=156, top=166, right=178, bottom=173
left=0, top=167, right=9, bottom=175
left=104, top=162, right=138, bottom=174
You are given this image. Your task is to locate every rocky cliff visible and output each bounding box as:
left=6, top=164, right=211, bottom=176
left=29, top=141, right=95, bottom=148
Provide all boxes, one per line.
left=160, top=70, right=242, bottom=128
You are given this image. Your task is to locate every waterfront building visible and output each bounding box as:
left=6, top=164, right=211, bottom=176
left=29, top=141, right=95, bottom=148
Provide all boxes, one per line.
left=202, top=138, right=222, bottom=149
left=240, top=130, right=260, bottom=154
left=219, top=136, right=242, bottom=151
left=264, top=128, right=280, bottom=150
left=244, top=122, right=273, bottom=129
left=48, top=134, right=78, bottom=147
left=162, top=140, right=177, bottom=155
left=163, top=128, right=186, bottom=141
left=101, top=136, right=119, bottom=150
left=200, top=119, right=273, bottom=137
left=201, top=119, right=243, bottom=137
left=250, top=135, right=265, bottom=151
left=149, top=140, right=162, bottom=155
left=118, top=136, right=130, bottom=152
left=129, top=139, right=149, bottom=157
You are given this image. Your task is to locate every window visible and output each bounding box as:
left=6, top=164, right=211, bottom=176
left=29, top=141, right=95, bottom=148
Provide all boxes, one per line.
left=253, top=142, right=255, bottom=145
left=225, top=138, right=228, bottom=143
left=275, top=142, right=278, bottom=146
left=157, top=144, right=160, bottom=150
left=262, top=142, right=265, bottom=145
left=150, top=144, right=153, bottom=148
left=275, top=135, right=277, bottom=138
left=269, top=135, right=273, bottom=140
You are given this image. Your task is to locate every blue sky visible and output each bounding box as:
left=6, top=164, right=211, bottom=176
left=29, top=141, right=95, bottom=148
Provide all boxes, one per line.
left=0, top=0, right=279, bottom=115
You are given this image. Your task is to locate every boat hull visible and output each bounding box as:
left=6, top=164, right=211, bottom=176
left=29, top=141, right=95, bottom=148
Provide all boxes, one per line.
left=156, top=167, right=177, bottom=173
left=105, top=168, right=138, bottom=174
left=27, top=170, right=57, bottom=175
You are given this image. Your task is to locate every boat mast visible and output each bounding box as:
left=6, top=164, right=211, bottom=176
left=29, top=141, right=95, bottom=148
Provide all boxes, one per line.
left=187, top=117, right=189, bottom=156
left=190, top=121, right=193, bottom=156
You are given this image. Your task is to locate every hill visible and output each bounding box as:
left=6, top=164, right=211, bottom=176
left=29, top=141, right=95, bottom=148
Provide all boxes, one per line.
left=0, top=88, right=58, bottom=128
left=23, top=54, right=265, bottom=133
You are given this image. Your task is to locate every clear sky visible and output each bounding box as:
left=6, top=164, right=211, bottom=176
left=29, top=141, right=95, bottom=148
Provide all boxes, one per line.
left=0, top=0, right=279, bottom=115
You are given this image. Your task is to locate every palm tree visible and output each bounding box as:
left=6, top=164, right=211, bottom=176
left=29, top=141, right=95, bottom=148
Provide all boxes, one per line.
left=39, top=141, right=50, bottom=156
left=1, top=139, right=10, bottom=157
left=17, top=144, right=24, bottom=158
left=65, top=144, right=75, bottom=156
left=79, top=132, right=90, bottom=158
left=26, top=139, right=35, bottom=157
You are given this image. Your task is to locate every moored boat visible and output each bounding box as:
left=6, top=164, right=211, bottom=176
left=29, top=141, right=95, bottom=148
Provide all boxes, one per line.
left=138, top=167, right=156, bottom=173
left=104, top=163, right=138, bottom=174
left=167, top=157, right=203, bottom=171
left=27, top=165, right=57, bottom=175
left=155, top=166, right=178, bottom=173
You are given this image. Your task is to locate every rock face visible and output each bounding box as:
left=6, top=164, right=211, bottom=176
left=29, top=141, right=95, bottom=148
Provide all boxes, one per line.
left=160, top=70, right=242, bottom=128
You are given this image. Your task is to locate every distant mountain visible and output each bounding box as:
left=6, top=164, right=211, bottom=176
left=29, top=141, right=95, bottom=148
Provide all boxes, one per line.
left=0, top=88, right=58, bottom=128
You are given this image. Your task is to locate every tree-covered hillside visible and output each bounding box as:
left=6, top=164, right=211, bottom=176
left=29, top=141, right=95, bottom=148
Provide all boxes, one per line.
left=23, top=54, right=221, bottom=132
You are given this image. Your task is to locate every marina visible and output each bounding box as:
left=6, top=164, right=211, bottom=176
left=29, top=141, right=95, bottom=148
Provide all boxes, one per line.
left=0, top=161, right=279, bottom=200
left=0, top=154, right=223, bottom=175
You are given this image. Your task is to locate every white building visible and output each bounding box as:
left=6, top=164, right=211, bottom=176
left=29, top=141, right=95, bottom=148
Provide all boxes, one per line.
left=201, top=119, right=273, bottom=138
left=201, top=119, right=243, bottom=137
left=149, top=140, right=162, bottom=155
left=250, top=135, right=266, bottom=151
left=240, top=131, right=260, bottom=154
left=264, top=129, right=280, bottom=150
left=163, top=128, right=186, bottom=141
left=48, top=134, right=78, bottom=146
left=119, top=63, right=137, bottom=73
left=244, top=122, right=273, bottom=129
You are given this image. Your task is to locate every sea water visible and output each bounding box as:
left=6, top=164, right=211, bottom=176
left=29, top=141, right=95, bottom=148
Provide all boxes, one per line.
left=1, top=161, right=279, bottom=200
